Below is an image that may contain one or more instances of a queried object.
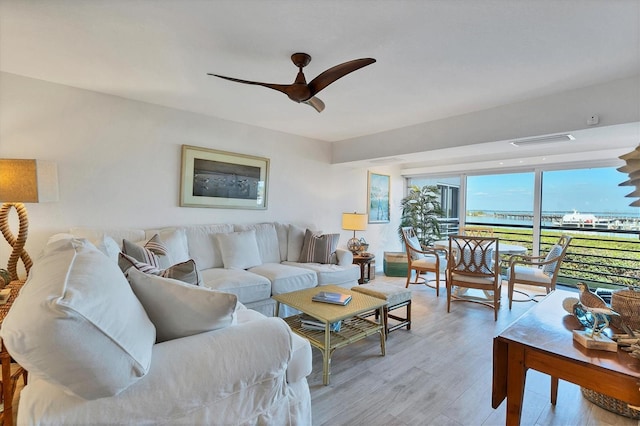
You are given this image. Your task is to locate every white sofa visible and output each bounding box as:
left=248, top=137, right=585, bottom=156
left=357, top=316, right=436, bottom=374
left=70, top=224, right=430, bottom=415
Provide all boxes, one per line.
left=3, top=237, right=313, bottom=425
left=70, top=222, right=360, bottom=316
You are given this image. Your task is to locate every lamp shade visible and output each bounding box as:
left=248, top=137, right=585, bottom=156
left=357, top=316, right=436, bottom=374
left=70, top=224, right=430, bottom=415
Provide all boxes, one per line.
left=0, top=159, right=58, bottom=203
left=618, top=145, right=640, bottom=207
left=342, top=212, right=367, bottom=231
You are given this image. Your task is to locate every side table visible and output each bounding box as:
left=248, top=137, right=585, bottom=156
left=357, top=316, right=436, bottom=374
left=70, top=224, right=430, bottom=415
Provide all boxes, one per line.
left=0, top=280, right=27, bottom=426
left=353, top=254, right=375, bottom=284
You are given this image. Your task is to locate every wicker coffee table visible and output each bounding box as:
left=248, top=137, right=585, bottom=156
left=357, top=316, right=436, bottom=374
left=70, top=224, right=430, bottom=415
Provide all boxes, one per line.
left=273, top=285, right=387, bottom=385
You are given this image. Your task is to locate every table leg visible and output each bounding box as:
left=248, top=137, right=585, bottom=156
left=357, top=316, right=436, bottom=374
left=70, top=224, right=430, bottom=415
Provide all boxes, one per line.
left=322, top=322, right=331, bottom=385
left=550, top=376, right=558, bottom=405
left=358, top=263, right=365, bottom=284
left=506, top=344, right=527, bottom=426
left=378, top=306, right=386, bottom=356
left=1, top=342, right=14, bottom=426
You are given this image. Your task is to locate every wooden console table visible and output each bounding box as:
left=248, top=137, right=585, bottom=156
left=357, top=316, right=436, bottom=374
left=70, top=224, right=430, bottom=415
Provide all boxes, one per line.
left=492, top=289, right=640, bottom=425
left=0, top=280, right=27, bottom=426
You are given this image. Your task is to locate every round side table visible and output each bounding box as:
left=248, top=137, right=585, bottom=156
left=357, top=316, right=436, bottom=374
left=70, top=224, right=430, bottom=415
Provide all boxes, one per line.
left=352, top=254, right=375, bottom=284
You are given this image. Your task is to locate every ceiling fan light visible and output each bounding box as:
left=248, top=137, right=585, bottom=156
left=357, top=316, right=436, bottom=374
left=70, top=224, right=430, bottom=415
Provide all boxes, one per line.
left=510, top=133, right=575, bottom=147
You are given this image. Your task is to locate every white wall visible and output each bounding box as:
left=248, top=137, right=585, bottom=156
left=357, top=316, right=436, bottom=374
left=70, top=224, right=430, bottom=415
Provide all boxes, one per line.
left=0, top=72, right=405, bottom=278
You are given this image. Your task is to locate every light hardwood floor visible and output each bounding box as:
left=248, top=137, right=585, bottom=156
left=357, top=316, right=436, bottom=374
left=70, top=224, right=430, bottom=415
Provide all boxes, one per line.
left=308, top=275, right=639, bottom=426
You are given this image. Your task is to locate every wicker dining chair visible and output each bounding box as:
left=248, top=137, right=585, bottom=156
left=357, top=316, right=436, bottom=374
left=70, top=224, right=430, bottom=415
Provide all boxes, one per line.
left=507, top=235, right=572, bottom=309
left=458, top=226, right=494, bottom=237
left=447, top=235, right=501, bottom=320
left=401, top=227, right=447, bottom=296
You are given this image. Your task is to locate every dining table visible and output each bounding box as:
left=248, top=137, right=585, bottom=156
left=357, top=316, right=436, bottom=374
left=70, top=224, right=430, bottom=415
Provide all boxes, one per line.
left=433, top=239, right=528, bottom=256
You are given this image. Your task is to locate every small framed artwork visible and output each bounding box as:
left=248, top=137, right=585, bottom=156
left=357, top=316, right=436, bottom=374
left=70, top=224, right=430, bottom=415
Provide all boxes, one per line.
left=180, top=145, right=269, bottom=209
left=368, top=171, right=390, bottom=223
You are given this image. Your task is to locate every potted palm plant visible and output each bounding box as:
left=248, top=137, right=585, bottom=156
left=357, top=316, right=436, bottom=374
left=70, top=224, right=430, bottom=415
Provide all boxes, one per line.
left=398, top=184, right=443, bottom=248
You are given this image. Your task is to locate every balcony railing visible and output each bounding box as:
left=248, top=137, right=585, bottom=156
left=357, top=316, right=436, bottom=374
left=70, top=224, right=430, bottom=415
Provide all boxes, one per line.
left=440, top=220, right=640, bottom=290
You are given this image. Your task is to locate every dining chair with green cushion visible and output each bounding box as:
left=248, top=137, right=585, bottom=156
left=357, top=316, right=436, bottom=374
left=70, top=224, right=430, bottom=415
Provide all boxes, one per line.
left=507, top=235, right=572, bottom=309
left=447, top=235, right=501, bottom=320
left=401, top=227, right=447, bottom=296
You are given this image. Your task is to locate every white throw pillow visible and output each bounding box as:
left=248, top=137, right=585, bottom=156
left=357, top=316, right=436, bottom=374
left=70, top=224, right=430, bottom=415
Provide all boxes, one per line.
left=234, top=223, right=281, bottom=264
left=215, top=230, right=262, bottom=270
left=126, top=268, right=238, bottom=343
left=0, top=238, right=156, bottom=400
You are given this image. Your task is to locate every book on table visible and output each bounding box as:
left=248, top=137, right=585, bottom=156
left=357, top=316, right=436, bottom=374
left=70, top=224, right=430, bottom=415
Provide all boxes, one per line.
left=311, top=291, right=352, bottom=305
left=300, top=314, right=342, bottom=332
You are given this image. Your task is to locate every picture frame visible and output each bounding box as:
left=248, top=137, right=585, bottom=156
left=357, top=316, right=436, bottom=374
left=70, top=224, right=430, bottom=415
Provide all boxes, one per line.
left=368, top=171, right=390, bottom=223
left=180, top=145, right=269, bottom=209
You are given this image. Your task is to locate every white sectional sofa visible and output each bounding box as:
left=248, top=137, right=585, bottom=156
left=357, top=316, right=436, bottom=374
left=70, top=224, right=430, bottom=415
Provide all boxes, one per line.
left=2, top=229, right=318, bottom=425
left=70, top=221, right=360, bottom=316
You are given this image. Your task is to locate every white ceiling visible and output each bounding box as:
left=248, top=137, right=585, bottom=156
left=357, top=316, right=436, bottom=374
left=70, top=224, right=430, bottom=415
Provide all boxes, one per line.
left=1, top=0, right=639, bottom=164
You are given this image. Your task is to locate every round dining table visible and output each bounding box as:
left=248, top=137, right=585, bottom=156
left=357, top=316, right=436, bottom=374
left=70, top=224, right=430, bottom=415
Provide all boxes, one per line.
left=433, top=239, right=527, bottom=255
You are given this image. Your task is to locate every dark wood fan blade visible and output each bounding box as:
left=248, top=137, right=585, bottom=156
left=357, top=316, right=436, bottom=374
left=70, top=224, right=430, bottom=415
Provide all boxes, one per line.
left=208, top=74, right=291, bottom=96
left=303, top=97, right=325, bottom=113
left=307, top=58, right=376, bottom=97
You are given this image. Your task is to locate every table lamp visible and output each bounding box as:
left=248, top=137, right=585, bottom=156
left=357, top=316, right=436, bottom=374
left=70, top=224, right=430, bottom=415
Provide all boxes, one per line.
left=0, top=159, right=58, bottom=281
left=342, top=212, right=367, bottom=254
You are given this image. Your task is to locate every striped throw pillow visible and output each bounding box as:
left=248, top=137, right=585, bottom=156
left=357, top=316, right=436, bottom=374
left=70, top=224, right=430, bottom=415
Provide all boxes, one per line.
left=301, top=232, right=340, bottom=264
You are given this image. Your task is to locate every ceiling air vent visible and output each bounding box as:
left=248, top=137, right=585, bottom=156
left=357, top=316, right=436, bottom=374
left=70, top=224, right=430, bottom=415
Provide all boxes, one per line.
left=510, top=133, right=575, bottom=147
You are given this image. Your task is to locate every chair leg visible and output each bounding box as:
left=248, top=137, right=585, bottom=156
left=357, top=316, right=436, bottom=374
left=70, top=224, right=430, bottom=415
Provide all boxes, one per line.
left=405, top=270, right=411, bottom=288
left=434, top=270, right=440, bottom=297
left=446, top=281, right=451, bottom=313
left=508, top=279, right=514, bottom=310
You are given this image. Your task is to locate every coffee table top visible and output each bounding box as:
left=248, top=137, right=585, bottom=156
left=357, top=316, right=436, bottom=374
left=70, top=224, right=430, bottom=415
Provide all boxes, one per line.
left=273, top=285, right=387, bottom=323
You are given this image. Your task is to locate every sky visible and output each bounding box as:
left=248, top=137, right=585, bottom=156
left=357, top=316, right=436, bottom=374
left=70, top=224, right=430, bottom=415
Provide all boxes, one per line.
left=465, top=167, right=639, bottom=215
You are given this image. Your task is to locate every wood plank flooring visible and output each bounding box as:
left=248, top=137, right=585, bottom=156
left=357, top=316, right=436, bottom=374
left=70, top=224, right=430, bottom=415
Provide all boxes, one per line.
left=309, top=275, right=639, bottom=426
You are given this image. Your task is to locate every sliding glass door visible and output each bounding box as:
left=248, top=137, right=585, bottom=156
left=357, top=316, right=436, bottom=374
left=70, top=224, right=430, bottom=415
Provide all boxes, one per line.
left=407, top=165, right=640, bottom=289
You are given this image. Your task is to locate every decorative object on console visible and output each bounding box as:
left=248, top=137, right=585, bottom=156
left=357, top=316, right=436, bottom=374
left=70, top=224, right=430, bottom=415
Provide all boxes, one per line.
left=342, top=212, right=367, bottom=254
left=0, top=159, right=58, bottom=281
left=180, top=145, right=269, bottom=210
left=618, top=144, right=640, bottom=207
left=368, top=172, right=390, bottom=223
left=0, top=268, right=9, bottom=289
left=571, top=282, right=619, bottom=351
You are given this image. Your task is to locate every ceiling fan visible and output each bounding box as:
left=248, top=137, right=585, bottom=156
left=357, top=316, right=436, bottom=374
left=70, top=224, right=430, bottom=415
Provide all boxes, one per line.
left=208, top=53, right=376, bottom=113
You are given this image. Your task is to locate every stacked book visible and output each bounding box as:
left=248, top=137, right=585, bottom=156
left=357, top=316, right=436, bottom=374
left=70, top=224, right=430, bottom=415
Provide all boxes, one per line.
left=311, top=291, right=352, bottom=305
left=300, top=314, right=342, bottom=332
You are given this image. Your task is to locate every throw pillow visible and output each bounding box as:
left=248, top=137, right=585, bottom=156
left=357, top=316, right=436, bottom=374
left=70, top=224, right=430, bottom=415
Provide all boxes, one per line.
left=300, top=230, right=340, bottom=264
left=215, top=230, right=262, bottom=270
left=122, top=234, right=169, bottom=269
left=542, top=244, right=563, bottom=275
left=126, top=268, right=238, bottom=343
left=0, top=238, right=156, bottom=400
left=407, top=235, right=425, bottom=260
left=119, top=253, right=201, bottom=286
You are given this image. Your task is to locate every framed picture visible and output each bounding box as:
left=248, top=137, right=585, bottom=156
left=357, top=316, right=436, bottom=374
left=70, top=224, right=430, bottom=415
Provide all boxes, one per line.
left=368, top=172, right=390, bottom=223
left=180, top=145, right=269, bottom=209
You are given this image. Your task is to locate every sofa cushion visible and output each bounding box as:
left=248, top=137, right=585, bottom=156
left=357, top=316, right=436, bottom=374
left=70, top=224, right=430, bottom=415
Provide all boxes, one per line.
left=185, top=224, right=234, bottom=270
left=248, top=263, right=317, bottom=295
left=126, top=268, right=238, bottom=343
left=274, top=222, right=289, bottom=262
left=300, top=232, right=339, bottom=264
left=235, top=223, right=281, bottom=264
left=284, top=261, right=360, bottom=286
left=287, top=224, right=306, bottom=262
left=199, top=268, right=272, bottom=304
left=216, top=230, right=262, bottom=270
left=119, top=254, right=201, bottom=286
left=1, top=238, right=156, bottom=400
